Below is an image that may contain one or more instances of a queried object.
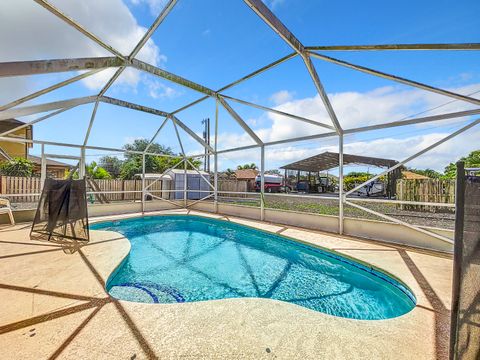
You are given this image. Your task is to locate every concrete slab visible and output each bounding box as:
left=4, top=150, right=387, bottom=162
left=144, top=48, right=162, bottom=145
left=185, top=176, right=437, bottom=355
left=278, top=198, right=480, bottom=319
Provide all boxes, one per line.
left=0, top=209, right=452, bottom=359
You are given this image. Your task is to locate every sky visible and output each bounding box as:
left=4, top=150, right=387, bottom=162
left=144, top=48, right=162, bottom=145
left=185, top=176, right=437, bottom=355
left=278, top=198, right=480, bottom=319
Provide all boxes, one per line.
left=0, top=0, right=479, bottom=174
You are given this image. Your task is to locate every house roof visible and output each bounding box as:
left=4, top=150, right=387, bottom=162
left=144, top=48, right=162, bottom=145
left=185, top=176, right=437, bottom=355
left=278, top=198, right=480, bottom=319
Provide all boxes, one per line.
left=0, top=118, right=28, bottom=133
left=281, top=151, right=398, bottom=172
left=235, top=169, right=258, bottom=180
left=402, top=171, right=429, bottom=180
left=28, top=155, right=72, bottom=168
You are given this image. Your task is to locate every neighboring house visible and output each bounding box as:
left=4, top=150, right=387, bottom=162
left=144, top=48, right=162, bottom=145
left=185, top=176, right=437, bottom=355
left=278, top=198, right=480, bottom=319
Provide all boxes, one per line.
left=28, top=155, right=71, bottom=179
left=235, top=169, right=258, bottom=181
left=0, top=118, right=33, bottom=160
left=0, top=118, right=71, bottom=179
left=401, top=171, right=429, bottom=180
left=234, top=169, right=258, bottom=191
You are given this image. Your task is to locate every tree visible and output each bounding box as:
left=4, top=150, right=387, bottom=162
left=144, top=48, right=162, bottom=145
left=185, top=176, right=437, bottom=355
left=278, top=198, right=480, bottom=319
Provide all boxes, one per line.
left=0, top=157, right=34, bottom=177
left=237, top=163, right=257, bottom=170
left=407, top=168, right=442, bottom=179
left=86, top=161, right=111, bottom=179
left=123, top=139, right=174, bottom=160
left=265, top=169, right=281, bottom=175
left=223, top=168, right=236, bottom=179
left=443, top=150, right=480, bottom=179
left=119, top=139, right=201, bottom=180
left=343, top=172, right=373, bottom=191
left=99, top=156, right=123, bottom=178
left=66, top=161, right=112, bottom=179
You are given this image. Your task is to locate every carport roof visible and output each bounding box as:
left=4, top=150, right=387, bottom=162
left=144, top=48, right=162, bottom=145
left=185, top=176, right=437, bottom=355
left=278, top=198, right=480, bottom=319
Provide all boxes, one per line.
left=280, top=151, right=398, bottom=172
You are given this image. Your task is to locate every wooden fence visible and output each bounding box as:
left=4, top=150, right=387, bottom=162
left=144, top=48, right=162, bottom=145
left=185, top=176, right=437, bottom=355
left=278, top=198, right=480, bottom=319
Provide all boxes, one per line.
left=0, top=176, right=168, bottom=203
left=0, top=176, right=42, bottom=203
left=0, top=176, right=254, bottom=203
left=396, top=179, right=455, bottom=211
left=217, top=180, right=249, bottom=197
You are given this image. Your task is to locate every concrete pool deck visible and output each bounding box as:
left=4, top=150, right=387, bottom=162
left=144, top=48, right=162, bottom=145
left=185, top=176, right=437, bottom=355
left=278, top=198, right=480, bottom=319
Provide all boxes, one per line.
left=0, top=209, right=452, bottom=359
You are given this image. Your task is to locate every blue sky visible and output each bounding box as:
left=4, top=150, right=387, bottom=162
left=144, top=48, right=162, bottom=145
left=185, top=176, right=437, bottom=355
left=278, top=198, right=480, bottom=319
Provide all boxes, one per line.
left=0, top=0, right=479, bottom=173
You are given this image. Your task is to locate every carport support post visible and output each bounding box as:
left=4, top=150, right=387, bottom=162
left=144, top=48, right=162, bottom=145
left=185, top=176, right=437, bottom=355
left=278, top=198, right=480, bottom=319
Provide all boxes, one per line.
left=141, top=153, right=145, bottom=214
left=339, top=134, right=344, bottom=234
left=260, top=145, right=265, bottom=221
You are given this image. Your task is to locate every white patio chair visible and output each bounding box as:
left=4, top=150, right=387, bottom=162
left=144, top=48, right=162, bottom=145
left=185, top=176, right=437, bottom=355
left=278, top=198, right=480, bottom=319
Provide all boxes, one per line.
left=0, top=197, right=15, bottom=226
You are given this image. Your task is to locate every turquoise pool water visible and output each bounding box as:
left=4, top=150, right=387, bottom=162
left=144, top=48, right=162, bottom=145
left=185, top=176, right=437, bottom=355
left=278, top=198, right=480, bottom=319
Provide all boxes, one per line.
left=92, top=215, right=416, bottom=320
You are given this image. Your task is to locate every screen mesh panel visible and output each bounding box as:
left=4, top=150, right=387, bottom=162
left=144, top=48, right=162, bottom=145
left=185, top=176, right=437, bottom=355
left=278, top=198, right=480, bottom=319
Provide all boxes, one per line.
left=450, top=166, right=480, bottom=360
left=30, top=178, right=89, bottom=243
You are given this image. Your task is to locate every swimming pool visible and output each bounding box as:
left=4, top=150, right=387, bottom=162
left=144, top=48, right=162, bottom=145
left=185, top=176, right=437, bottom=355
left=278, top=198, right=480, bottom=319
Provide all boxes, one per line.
left=92, top=215, right=416, bottom=320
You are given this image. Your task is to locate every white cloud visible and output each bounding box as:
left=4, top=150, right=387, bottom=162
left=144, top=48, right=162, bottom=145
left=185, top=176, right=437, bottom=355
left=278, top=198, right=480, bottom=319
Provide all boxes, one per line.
left=144, top=78, right=181, bottom=99
left=269, top=90, right=294, bottom=105
left=0, top=0, right=166, bottom=96
left=214, top=83, right=480, bottom=171
left=265, top=0, right=286, bottom=10
left=251, top=83, right=480, bottom=144
left=129, top=0, right=169, bottom=16
left=216, top=126, right=480, bottom=172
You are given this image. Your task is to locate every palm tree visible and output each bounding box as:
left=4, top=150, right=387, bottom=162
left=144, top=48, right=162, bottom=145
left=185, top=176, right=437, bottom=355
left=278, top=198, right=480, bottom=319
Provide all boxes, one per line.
left=224, top=168, right=236, bottom=178
left=237, top=163, right=257, bottom=170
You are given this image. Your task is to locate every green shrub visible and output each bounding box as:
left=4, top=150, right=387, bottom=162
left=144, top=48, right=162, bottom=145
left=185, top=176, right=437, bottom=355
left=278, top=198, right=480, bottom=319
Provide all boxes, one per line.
left=0, top=157, right=34, bottom=177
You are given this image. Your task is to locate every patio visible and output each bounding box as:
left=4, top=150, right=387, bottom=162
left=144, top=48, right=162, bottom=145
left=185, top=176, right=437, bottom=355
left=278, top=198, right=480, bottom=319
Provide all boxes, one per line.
left=0, top=210, right=452, bottom=359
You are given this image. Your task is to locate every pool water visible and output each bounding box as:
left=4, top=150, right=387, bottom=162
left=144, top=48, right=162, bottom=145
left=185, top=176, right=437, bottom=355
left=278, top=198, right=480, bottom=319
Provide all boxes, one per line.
left=92, top=215, right=416, bottom=320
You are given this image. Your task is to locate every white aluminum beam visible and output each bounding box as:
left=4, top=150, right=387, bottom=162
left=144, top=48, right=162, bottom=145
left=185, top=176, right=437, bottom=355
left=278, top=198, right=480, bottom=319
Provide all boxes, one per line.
left=345, top=108, right=480, bottom=134
left=213, top=107, right=480, bottom=154
left=170, top=115, right=214, bottom=153
left=33, top=0, right=125, bottom=59
left=303, top=55, right=343, bottom=133
left=131, top=58, right=216, bottom=96
left=309, top=52, right=480, bottom=107
left=0, top=69, right=103, bottom=111
left=345, top=200, right=453, bottom=244
left=243, top=0, right=342, bottom=134
left=0, top=57, right=123, bottom=77
left=347, top=197, right=455, bottom=208
left=98, top=0, right=178, bottom=97
left=170, top=116, right=185, bottom=155
left=170, top=52, right=297, bottom=115
left=83, top=101, right=99, bottom=146
left=131, top=0, right=178, bottom=58
left=148, top=192, right=183, bottom=208
left=186, top=193, right=214, bottom=208
left=0, top=96, right=96, bottom=120
left=339, top=134, right=344, bottom=234
left=214, top=99, right=219, bottom=213
left=346, top=117, right=480, bottom=196
left=0, top=106, right=75, bottom=137
left=306, top=43, right=480, bottom=51
left=98, top=67, right=125, bottom=97
left=243, top=0, right=304, bottom=54
left=217, top=96, right=263, bottom=145
left=186, top=158, right=215, bottom=190
left=220, top=94, right=335, bottom=131
left=99, top=96, right=169, bottom=117
left=217, top=52, right=297, bottom=92
left=144, top=117, right=169, bottom=153
left=144, top=158, right=185, bottom=191
left=0, top=135, right=179, bottom=157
